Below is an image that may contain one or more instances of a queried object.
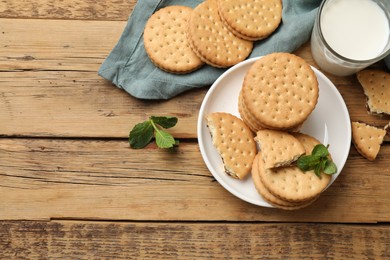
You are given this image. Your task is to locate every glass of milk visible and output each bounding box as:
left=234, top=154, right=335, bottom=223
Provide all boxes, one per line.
left=311, top=0, right=390, bottom=76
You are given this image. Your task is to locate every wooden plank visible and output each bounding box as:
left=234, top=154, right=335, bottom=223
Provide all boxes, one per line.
left=0, top=70, right=204, bottom=138
left=1, top=19, right=388, bottom=138
left=1, top=138, right=389, bottom=222
left=0, top=18, right=204, bottom=138
left=1, top=220, right=389, bottom=259
left=1, top=68, right=388, bottom=138
left=0, top=19, right=126, bottom=72
left=0, top=0, right=136, bottom=21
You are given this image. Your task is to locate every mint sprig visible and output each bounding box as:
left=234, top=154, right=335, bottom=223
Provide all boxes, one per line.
left=129, top=116, right=178, bottom=149
left=297, top=144, right=337, bottom=178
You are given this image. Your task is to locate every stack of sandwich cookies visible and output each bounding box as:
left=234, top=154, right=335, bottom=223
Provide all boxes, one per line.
left=253, top=133, right=331, bottom=209
left=204, top=52, right=335, bottom=209
left=187, top=0, right=253, bottom=68
left=217, top=0, right=282, bottom=41
left=237, top=91, right=263, bottom=132
left=239, top=90, right=303, bottom=133
left=240, top=53, right=319, bottom=131
left=143, top=6, right=204, bottom=74
left=206, top=112, right=257, bottom=179
left=252, top=153, right=319, bottom=210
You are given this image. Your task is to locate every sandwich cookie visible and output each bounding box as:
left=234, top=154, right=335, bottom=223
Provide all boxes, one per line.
left=143, top=6, right=204, bottom=74
left=206, top=112, right=257, bottom=179
left=217, top=0, right=282, bottom=41
left=187, top=0, right=253, bottom=68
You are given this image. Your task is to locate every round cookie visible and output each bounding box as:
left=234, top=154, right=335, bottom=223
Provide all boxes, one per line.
left=217, top=0, right=282, bottom=41
left=143, top=6, right=203, bottom=74
left=187, top=0, right=253, bottom=68
left=258, top=133, right=331, bottom=202
left=252, top=153, right=318, bottom=210
left=241, top=53, right=319, bottom=130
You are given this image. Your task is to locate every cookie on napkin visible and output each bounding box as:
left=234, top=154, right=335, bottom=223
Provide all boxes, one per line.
left=206, top=112, right=257, bottom=179
left=187, top=0, right=253, bottom=68
left=143, top=6, right=204, bottom=74
left=217, top=0, right=282, bottom=41
left=357, top=70, right=390, bottom=115
left=255, top=129, right=305, bottom=169
left=351, top=121, right=386, bottom=161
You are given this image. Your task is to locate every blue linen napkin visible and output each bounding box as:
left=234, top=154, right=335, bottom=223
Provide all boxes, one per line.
left=98, top=0, right=323, bottom=100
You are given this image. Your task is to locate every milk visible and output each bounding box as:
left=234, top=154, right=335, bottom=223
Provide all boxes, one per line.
left=311, top=0, right=390, bottom=76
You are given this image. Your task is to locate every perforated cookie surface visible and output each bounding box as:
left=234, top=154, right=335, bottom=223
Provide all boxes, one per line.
left=143, top=6, right=203, bottom=73
left=255, top=129, right=305, bottom=169
left=351, top=121, right=386, bottom=161
left=187, top=0, right=253, bottom=68
left=239, top=90, right=302, bottom=133
left=241, top=53, right=319, bottom=129
left=238, top=91, right=264, bottom=132
left=217, top=0, right=282, bottom=41
left=206, top=112, right=257, bottom=179
left=357, top=70, right=390, bottom=115
left=258, top=133, right=331, bottom=202
left=252, top=153, right=318, bottom=210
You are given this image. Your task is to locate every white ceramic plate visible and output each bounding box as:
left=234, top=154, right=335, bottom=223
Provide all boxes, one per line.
left=197, top=57, right=351, bottom=207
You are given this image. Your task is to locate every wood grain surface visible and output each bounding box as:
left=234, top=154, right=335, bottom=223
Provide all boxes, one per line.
left=0, top=0, right=136, bottom=21
left=1, top=19, right=389, bottom=138
left=1, top=0, right=390, bottom=259
left=0, top=69, right=204, bottom=138
left=0, top=221, right=389, bottom=259
left=1, top=138, right=389, bottom=222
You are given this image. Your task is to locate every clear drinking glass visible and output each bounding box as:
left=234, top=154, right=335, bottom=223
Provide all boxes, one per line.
left=311, top=0, right=390, bottom=76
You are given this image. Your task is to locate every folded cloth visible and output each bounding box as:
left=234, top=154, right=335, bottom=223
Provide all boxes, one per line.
left=98, top=0, right=322, bottom=100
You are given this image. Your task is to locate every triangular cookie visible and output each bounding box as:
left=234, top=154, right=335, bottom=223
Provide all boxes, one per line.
left=351, top=121, right=386, bottom=161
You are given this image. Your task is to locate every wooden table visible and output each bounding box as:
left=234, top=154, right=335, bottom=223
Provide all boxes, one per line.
left=1, top=1, right=389, bottom=259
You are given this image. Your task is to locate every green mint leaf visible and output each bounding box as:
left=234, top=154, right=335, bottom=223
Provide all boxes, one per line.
left=297, top=155, right=321, bottom=171
left=311, top=144, right=329, bottom=158
left=129, top=115, right=179, bottom=149
left=314, top=163, right=322, bottom=179
left=155, top=128, right=176, bottom=148
left=298, top=143, right=337, bottom=178
left=323, top=160, right=337, bottom=175
left=319, top=158, right=326, bottom=169
left=129, top=120, right=154, bottom=149
left=150, top=116, right=178, bottom=129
